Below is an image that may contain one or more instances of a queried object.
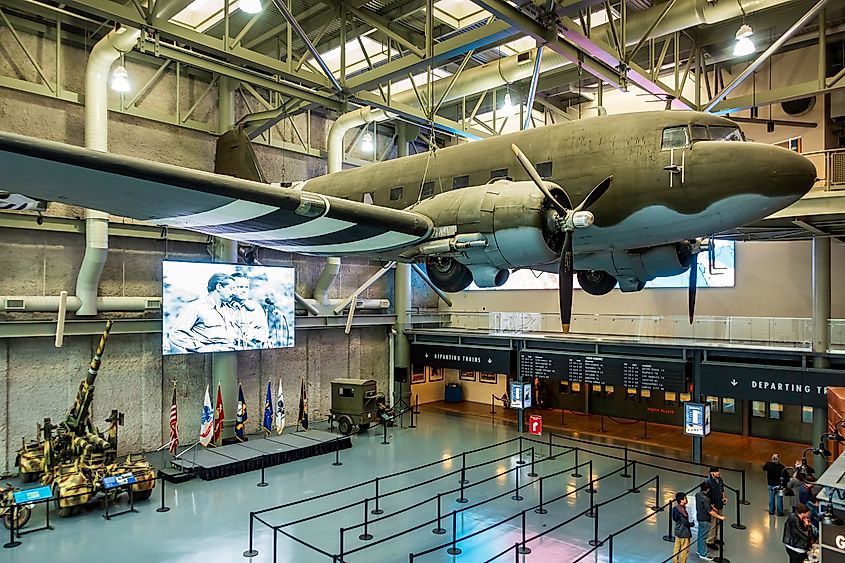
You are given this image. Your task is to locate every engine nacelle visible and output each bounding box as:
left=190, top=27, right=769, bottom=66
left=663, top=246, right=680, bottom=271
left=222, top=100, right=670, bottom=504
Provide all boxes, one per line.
left=578, top=243, right=693, bottom=292
left=408, top=180, right=558, bottom=275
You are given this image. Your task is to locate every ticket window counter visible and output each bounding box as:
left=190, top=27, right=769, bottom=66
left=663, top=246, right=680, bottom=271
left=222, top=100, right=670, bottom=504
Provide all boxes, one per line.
left=555, top=380, right=586, bottom=411
left=749, top=401, right=815, bottom=444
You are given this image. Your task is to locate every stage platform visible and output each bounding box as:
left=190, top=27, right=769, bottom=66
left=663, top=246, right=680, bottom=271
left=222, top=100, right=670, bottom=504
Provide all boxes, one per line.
left=170, top=430, right=352, bottom=481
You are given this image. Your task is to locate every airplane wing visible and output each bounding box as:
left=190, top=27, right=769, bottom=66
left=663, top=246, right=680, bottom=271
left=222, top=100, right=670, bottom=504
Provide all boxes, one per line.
left=0, top=131, right=433, bottom=255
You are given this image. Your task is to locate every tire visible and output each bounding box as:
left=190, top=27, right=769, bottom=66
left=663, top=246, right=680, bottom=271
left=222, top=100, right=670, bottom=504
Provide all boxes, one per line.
left=3, top=506, right=31, bottom=530
left=358, top=423, right=370, bottom=432
left=425, top=259, right=473, bottom=293
left=577, top=270, right=617, bottom=296
left=337, top=416, right=353, bottom=436
left=134, top=489, right=153, bottom=501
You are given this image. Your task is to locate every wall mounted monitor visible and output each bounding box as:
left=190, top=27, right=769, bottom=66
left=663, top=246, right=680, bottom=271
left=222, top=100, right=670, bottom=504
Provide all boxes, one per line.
left=162, top=261, right=295, bottom=355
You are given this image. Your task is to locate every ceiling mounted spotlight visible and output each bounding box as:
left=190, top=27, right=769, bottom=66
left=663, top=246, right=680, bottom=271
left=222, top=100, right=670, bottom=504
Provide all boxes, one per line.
left=110, top=65, right=130, bottom=93
left=501, top=91, right=515, bottom=118
left=733, top=24, right=755, bottom=57
left=240, top=0, right=262, bottom=14
left=361, top=132, right=374, bottom=153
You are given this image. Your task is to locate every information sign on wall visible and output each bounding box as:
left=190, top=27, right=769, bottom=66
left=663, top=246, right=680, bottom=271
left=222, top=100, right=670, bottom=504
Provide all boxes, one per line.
left=684, top=403, right=711, bottom=437
left=510, top=382, right=532, bottom=409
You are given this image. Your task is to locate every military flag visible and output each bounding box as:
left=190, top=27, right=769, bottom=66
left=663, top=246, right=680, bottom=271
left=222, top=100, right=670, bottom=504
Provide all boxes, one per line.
left=235, top=383, right=248, bottom=441
left=275, top=378, right=286, bottom=434
left=262, top=380, right=273, bottom=435
left=298, top=376, right=309, bottom=430
left=213, top=383, right=224, bottom=443
left=168, top=383, right=179, bottom=455
left=199, top=385, right=213, bottom=447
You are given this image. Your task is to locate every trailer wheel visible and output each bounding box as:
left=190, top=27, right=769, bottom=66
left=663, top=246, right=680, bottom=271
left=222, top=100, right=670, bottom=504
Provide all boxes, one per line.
left=337, top=416, right=353, bottom=436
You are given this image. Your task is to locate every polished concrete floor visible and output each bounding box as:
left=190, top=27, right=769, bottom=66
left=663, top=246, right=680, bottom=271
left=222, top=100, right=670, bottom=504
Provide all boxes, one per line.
left=3, top=407, right=797, bottom=562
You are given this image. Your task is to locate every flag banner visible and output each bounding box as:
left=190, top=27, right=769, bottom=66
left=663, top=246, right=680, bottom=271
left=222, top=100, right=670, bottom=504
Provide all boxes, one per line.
left=168, top=384, right=179, bottom=455
left=213, top=383, right=224, bottom=443
left=235, top=383, right=248, bottom=441
left=298, top=376, right=309, bottom=430
left=275, top=378, right=286, bottom=435
left=262, top=380, right=273, bottom=435
left=199, top=385, right=213, bottom=447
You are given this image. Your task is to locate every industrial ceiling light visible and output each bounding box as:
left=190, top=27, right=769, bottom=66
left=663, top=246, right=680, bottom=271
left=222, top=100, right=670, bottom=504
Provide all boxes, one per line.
left=733, top=24, right=755, bottom=57
left=361, top=132, right=374, bottom=153
left=110, top=65, right=130, bottom=93
left=501, top=91, right=515, bottom=118
left=240, top=0, right=262, bottom=14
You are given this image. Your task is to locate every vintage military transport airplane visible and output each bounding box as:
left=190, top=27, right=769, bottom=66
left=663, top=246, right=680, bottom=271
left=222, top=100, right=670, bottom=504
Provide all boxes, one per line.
left=0, top=110, right=816, bottom=332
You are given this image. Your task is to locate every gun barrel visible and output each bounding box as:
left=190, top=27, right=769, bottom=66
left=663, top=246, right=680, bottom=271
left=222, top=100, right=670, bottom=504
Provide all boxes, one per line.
left=86, top=320, right=113, bottom=385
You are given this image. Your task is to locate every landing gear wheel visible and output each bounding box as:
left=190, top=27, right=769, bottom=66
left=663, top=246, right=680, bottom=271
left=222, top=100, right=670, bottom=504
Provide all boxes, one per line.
left=134, top=489, right=153, bottom=501
left=338, top=416, right=353, bottom=436
left=3, top=506, right=31, bottom=530
left=577, top=270, right=617, bottom=296
left=425, top=258, right=473, bottom=293
left=358, top=423, right=370, bottom=432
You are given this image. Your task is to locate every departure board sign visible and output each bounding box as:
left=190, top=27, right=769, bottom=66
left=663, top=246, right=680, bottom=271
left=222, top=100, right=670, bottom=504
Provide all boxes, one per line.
left=411, top=343, right=512, bottom=373
left=519, top=350, right=686, bottom=392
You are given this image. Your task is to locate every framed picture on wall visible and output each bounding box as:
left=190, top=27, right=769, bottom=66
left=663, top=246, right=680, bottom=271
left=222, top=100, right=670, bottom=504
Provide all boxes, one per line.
left=411, top=369, right=426, bottom=385
left=459, top=370, right=477, bottom=382
left=428, top=367, right=444, bottom=382
left=479, top=372, right=498, bottom=384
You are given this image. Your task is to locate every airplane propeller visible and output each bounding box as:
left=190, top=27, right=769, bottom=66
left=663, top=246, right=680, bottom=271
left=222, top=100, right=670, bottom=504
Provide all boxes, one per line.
left=688, top=257, right=697, bottom=325
left=511, top=143, right=612, bottom=334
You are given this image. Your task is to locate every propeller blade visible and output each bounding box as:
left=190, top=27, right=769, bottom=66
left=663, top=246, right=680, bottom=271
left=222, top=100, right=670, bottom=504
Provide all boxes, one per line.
left=688, top=259, right=698, bottom=325
left=559, top=231, right=574, bottom=333
left=511, top=144, right=569, bottom=214
left=574, top=176, right=613, bottom=213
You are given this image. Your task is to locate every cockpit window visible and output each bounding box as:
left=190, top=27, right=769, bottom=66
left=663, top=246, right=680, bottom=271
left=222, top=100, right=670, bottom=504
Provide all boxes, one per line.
left=690, top=125, right=709, bottom=141
left=708, top=126, right=744, bottom=142
left=661, top=126, right=689, bottom=149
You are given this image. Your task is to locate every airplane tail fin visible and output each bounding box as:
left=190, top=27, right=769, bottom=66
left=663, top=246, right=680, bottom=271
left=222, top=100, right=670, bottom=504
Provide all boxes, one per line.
left=214, top=128, right=266, bottom=183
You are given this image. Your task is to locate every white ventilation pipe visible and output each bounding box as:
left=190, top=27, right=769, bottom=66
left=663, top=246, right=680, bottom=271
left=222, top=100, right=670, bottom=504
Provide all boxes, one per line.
left=315, top=106, right=389, bottom=307
left=77, top=25, right=141, bottom=316
left=387, top=0, right=793, bottom=111
left=1, top=296, right=161, bottom=312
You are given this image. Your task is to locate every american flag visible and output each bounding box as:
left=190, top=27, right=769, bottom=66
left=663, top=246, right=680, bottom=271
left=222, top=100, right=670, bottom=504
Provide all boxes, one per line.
left=168, top=384, right=179, bottom=455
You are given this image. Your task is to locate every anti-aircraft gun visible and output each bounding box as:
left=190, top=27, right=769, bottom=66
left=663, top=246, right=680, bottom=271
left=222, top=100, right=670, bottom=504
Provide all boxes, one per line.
left=15, top=320, right=155, bottom=517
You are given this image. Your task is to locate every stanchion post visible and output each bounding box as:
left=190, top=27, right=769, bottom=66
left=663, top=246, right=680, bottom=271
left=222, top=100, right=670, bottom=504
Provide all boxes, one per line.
left=491, top=395, right=496, bottom=414
left=382, top=421, right=389, bottom=445
left=333, top=437, right=343, bottom=467
left=608, top=533, right=614, bottom=562
left=459, top=452, right=468, bottom=485
left=548, top=433, right=554, bottom=460
left=157, top=475, right=170, bottom=513
left=432, top=493, right=446, bottom=534
left=587, top=460, right=596, bottom=494
left=457, top=476, right=468, bottom=504
left=535, top=477, right=547, bottom=515
left=653, top=475, right=662, bottom=511
left=243, top=512, right=259, bottom=558
left=513, top=542, right=519, bottom=562
left=414, top=394, right=420, bottom=414
left=731, top=492, right=746, bottom=530
left=512, top=466, right=523, bottom=501
left=643, top=420, right=648, bottom=439
left=528, top=447, right=538, bottom=477
left=662, top=501, right=675, bottom=542
left=517, top=436, right=525, bottom=465
left=572, top=448, right=582, bottom=478
left=372, top=478, right=383, bottom=515
left=339, top=527, right=345, bottom=560
left=601, top=415, right=605, bottom=433
left=518, top=510, right=532, bottom=554
left=587, top=474, right=596, bottom=518
left=409, top=401, right=416, bottom=429
left=713, top=514, right=731, bottom=563
left=621, top=446, right=630, bottom=478
left=359, top=499, right=373, bottom=541
left=588, top=504, right=602, bottom=546
left=3, top=505, right=21, bottom=549
left=629, top=461, right=640, bottom=493
left=257, top=455, right=269, bottom=487
left=446, top=510, right=461, bottom=556
left=740, top=470, right=749, bottom=505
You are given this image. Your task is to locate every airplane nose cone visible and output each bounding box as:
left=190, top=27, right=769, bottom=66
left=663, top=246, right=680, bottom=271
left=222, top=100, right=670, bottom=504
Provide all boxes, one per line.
left=768, top=145, right=816, bottom=200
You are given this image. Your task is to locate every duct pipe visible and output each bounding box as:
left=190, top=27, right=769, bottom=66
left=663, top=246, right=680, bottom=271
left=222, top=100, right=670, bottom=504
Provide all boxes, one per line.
left=77, top=25, right=140, bottom=316
left=385, top=0, right=794, bottom=111
left=316, top=106, right=388, bottom=308
left=1, top=296, right=161, bottom=312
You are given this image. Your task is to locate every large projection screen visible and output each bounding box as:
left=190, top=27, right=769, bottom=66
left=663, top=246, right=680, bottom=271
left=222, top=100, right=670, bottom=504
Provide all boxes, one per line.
left=162, top=261, right=295, bottom=355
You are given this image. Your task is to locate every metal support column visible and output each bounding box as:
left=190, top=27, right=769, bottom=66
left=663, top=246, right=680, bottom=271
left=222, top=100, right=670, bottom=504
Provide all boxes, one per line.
left=692, top=350, right=703, bottom=464
left=394, top=123, right=413, bottom=408
left=212, top=76, right=238, bottom=442
left=812, top=237, right=831, bottom=471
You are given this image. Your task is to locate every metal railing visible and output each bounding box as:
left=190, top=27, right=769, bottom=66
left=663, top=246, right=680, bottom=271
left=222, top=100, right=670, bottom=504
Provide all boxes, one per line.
left=802, top=148, right=845, bottom=190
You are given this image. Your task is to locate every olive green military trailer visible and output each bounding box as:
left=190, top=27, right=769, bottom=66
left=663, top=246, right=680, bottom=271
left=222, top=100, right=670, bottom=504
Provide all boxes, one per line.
left=329, top=378, right=384, bottom=436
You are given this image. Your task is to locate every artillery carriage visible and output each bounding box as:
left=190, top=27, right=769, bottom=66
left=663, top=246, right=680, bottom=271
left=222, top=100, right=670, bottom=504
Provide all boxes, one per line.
left=14, top=320, right=155, bottom=517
